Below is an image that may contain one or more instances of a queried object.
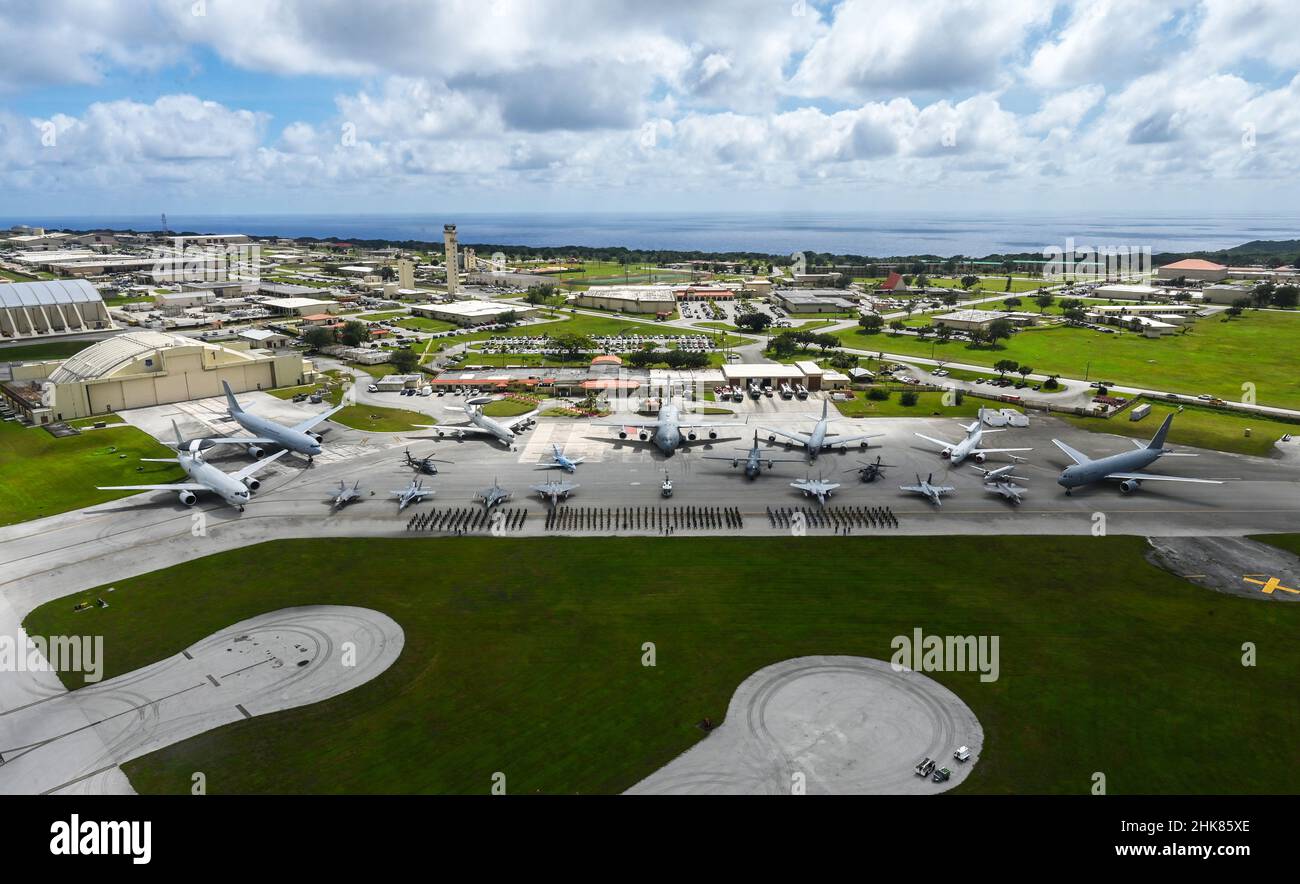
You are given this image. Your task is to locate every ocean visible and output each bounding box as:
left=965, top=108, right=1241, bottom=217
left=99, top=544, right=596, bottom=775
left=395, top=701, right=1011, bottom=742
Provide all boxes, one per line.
left=2, top=211, right=1296, bottom=257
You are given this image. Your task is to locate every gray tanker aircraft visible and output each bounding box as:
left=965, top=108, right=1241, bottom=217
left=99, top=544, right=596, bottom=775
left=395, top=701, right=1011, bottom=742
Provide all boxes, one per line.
left=759, top=399, right=882, bottom=461
left=98, top=420, right=287, bottom=512
left=593, top=402, right=743, bottom=456
left=1054, top=413, right=1226, bottom=494
left=204, top=381, right=345, bottom=463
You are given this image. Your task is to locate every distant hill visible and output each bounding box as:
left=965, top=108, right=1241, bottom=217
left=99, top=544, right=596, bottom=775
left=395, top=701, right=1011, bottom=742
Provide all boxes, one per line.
left=1153, top=239, right=1300, bottom=266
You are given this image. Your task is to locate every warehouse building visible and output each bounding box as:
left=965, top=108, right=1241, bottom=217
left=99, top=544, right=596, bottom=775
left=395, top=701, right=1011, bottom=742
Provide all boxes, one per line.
left=772, top=289, right=857, bottom=313
left=931, top=309, right=1009, bottom=333
left=574, top=286, right=677, bottom=315
left=1156, top=259, right=1227, bottom=282
left=410, top=299, right=537, bottom=326
left=0, top=279, right=116, bottom=339
left=2, top=331, right=313, bottom=423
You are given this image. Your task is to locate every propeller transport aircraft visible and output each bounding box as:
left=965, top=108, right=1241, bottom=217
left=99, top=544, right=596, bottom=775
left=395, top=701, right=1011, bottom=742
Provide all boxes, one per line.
left=914, top=407, right=1032, bottom=465
left=98, top=420, right=287, bottom=512
left=702, top=430, right=804, bottom=479
left=759, top=399, right=882, bottom=461
left=1053, top=413, right=1228, bottom=494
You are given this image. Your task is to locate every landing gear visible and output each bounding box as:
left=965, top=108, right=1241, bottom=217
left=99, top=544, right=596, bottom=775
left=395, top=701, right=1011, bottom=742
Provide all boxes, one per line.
left=238, top=505, right=246, bottom=512
left=1064, top=489, right=1072, bottom=496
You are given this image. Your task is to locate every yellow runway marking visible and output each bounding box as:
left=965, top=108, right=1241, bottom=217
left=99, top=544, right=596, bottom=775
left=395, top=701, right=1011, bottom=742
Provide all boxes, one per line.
left=1242, top=576, right=1299, bottom=595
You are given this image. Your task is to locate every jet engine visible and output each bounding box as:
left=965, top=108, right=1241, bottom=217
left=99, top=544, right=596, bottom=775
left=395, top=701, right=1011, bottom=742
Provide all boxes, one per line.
left=246, top=444, right=266, bottom=459
left=687, top=431, right=697, bottom=440
left=973, top=451, right=986, bottom=464
left=731, top=458, right=740, bottom=468
left=767, top=433, right=777, bottom=442
left=618, top=430, right=628, bottom=439
left=177, top=490, right=197, bottom=506
left=1119, top=479, right=1141, bottom=493
left=244, top=477, right=261, bottom=491
left=941, top=448, right=953, bottom=459
left=708, top=430, right=717, bottom=439
left=307, top=431, right=323, bottom=443
left=638, top=431, right=649, bottom=441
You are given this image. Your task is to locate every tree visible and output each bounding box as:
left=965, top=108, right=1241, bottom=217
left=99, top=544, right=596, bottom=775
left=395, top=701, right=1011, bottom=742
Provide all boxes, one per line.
left=1016, top=364, right=1033, bottom=382
left=498, top=310, right=518, bottom=325
left=551, top=333, right=593, bottom=360
left=1034, top=293, right=1056, bottom=313
left=525, top=283, right=558, bottom=305
left=899, top=391, right=919, bottom=407
left=1043, top=375, right=1060, bottom=390
left=769, top=332, right=800, bottom=359
left=627, top=349, right=658, bottom=368
left=858, top=313, right=884, bottom=334
left=1252, top=282, right=1275, bottom=308
left=994, top=359, right=1019, bottom=378
left=1004, top=276, right=1013, bottom=292
left=888, top=319, right=907, bottom=335
left=1004, top=296, right=1022, bottom=309
left=828, top=352, right=858, bottom=370
left=390, top=348, right=419, bottom=373
left=339, top=320, right=369, bottom=347
left=1272, top=284, right=1299, bottom=309
left=302, top=325, right=335, bottom=351
left=960, top=275, right=979, bottom=289
left=735, top=311, right=773, bottom=333
left=379, top=266, right=396, bottom=282
left=985, top=319, right=1013, bottom=345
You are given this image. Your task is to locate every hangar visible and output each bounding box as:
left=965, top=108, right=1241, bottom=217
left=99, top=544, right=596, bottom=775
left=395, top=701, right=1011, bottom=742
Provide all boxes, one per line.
left=0, top=279, right=115, bottom=339
left=2, top=331, right=313, bottom=422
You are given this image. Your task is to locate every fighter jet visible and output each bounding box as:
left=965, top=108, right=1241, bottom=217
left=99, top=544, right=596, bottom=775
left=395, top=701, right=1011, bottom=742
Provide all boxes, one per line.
left=701, top=431, right=804, bottom=479
left=328, top=480, right=363, bottom=511
left=400, top=448, right=452, bottom=475
left=475, top=478, right=512, bottom=510
left=971, top=464, right=1029, bottom=504
left=592, top=401, right=743, bottom=457
left=790, top=473, right=841, bottom=506
left=758, top=399, right=882, bottom=462
left=416, top=404, right=534, bottom=450
left=535, top=444, right=584, bottom=473
left=197, top=381, right=346, bottom=463
left=530, top=477, right=580, bottom=506
left=900, top=473, right=956, bottom=506
left=1054, top=412, right=1226, bottom=495
left=97, top=420, right=287, bottom=512
left=844, top=455, right=896, bottom=482
left=391, top=478, right=432, bottom=511
left=913, top=407, right=1032, bottom=465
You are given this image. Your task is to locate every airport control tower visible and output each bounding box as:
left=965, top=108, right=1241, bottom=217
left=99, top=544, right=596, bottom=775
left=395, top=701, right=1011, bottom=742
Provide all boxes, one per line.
left=443, top=224, right=459, bottom=296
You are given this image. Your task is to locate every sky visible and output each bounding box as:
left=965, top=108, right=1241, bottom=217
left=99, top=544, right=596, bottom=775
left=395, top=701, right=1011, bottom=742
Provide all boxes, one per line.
left=0, top=0, right=1298, bottom=216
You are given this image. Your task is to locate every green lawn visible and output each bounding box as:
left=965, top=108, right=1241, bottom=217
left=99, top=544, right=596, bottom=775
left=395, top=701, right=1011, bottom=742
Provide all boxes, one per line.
left=24, top=535, right=1298, bottom=795
left=835, top=390, right=987, bottom=418
left=395, top=317, right=457, bottom=333
left=835, top=311, right=1300, bottom=409
left=0, top=340, right=96, bottom=362
left=1061, top=400, right=1300, bottom=457
left=480, top=398, right=535, bottom=417
left=329, top=404, right=431, bottom=432
left=0, top=420, right=182, bottom=526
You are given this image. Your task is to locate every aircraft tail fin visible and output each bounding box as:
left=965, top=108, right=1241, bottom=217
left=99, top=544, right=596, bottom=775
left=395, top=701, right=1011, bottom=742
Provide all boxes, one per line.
left=1148, top=413, right=1175, bottom=450
left=171, top=419, right=185, bottom=449
left=222, top=380, right=243, bottom=414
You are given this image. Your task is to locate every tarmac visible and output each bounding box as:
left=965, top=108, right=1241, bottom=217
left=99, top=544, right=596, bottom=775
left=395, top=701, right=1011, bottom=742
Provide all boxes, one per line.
left=0, top=606, right=403, bottom=794
left=626, top=656, right=983, bottom=795
left=1146, top=536, right=1300, bottom=602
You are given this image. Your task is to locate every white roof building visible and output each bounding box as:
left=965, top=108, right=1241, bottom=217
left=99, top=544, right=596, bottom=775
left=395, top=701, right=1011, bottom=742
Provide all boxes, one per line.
left=0, top=279, right=115, bottom=339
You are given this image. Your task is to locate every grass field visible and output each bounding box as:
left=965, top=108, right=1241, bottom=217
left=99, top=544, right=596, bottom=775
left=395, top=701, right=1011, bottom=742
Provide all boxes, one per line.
left=0, top=420, right=182, bottom=526
left=480, top=398, right=535, bottom=417
left=395, top=317, right=458, bottom=333
left=330, top=404, right=432, bottom=432
left=835, top=390, right=987, bottom=418
left=0, top=340, right=96, bottom=362
left=1061, top=400, right=1300, bottom=457
left=24, top=535, right=1297, bottom=794
left=834, top=310, right=1300, bottom=409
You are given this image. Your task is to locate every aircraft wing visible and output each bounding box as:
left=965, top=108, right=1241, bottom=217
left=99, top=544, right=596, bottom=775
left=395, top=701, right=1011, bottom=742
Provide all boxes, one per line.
left=913, top=432, right=955, bottom=449
left=591, top=418, right=663, bottom=429
left=291, top=403, right=347, bottom=433
left=504, top=412, right=538, bottom=431
left=534, top=462, right=566, bottom=470
left=1102, top=471, right=1224, bottom=485
left=680, top=435, right=743, bottom=448
left=758, top=426, right=811, bottom=446
left=973, top=446, right=1033, bottom=455
left=899, top=483, right=926, bottom=493
left=97, top=483, right=209, bottom=492
left=230, top=448, right=288, bottom=481
left=824, top=432, right=883, bottom=450
left=1052, top=439, right=1092, bottom=465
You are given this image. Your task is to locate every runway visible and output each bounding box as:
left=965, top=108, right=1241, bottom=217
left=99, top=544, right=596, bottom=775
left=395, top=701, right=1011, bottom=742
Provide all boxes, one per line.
left=626, top=656, right=983, bottom=795
left=0, top=606, right=403, bottom=795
